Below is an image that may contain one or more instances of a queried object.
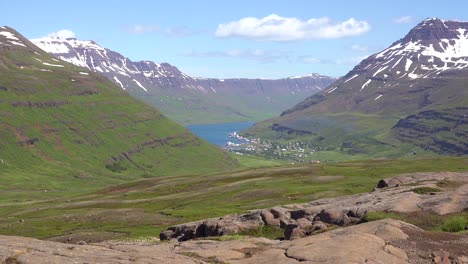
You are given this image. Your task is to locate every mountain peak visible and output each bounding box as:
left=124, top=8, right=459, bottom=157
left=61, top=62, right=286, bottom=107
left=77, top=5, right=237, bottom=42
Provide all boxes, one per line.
left=0, top=26, right=28, bottom=48
left=402, top=17, right=467, bottom=43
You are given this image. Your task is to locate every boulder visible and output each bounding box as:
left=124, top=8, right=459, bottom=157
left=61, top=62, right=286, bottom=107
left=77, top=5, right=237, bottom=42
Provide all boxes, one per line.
left=159, top=229, right=174, bottom=240
left=279, top=218, right=295, bottom=229
left=260, top=209, right=280, bottom=227
left=314, top=209, right=350, bottom=226
left=284, top=224, right=304, bottom=240
left=284, top=218, right=328, bottom=240
left=290, top=208, right=317, bottom=220
left=376, top=178, right=402, bottom=188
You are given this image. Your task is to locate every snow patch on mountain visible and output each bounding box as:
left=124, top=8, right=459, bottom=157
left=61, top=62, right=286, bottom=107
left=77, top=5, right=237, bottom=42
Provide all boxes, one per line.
left=0, top=30, right=27, bottom=47
left=344, top=74, right=359, bottom=83
left=361, top=79, right=371, bottom=91
left=43, top=62, right=64, bottom=67
left=113, top=76, right=125, bottom=90
left=132, top=79, right=147, bottom=92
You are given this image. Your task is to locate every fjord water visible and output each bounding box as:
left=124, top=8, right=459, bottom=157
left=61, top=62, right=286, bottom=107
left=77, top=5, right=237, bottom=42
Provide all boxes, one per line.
left=187, top=121, right=255, bottom=147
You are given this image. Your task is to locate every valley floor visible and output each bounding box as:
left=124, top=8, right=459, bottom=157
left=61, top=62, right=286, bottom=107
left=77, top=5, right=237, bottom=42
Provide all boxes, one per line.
left=1, top=168, right=467, bottom=263
left=0, top=157, right=466, bottom=240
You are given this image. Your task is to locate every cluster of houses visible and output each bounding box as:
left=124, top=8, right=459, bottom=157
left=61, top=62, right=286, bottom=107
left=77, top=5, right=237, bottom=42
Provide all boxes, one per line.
left=226, top=132, right=321, bottom=162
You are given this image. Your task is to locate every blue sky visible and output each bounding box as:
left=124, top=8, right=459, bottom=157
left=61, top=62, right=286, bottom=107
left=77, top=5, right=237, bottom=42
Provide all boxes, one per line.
left=2, top=0, right=467, bottom=78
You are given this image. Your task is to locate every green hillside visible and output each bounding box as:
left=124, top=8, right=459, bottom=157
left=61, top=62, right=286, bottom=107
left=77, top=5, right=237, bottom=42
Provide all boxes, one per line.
left=243, top=19, right=468, bottom=161
left=0, top=27, right=237, bottom=202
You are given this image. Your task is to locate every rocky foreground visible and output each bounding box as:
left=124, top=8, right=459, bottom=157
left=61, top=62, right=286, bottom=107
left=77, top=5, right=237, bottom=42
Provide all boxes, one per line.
left=0, top=172, right=467, bottom=264
left=160, top=172, right=468, bottom=241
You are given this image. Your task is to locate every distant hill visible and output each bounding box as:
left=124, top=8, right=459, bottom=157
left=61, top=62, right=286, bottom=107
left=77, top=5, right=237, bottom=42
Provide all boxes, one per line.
left=0, top=26, right=237, bottom=201
left=31, top=37, right=336, bottom=124
left=244, top=18, right=468, bottom=159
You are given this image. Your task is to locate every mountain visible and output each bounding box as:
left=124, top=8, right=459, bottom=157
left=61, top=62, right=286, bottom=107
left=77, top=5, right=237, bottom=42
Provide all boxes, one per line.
left=30, top=37, right=336, bottom=124
left=244, top=18, right=468, bottom=159
left=0, top=26, right=237, bottom=201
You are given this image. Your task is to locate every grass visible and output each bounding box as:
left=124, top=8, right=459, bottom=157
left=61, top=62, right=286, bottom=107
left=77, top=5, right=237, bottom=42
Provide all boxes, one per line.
left=0, top=39, right=238, bottom=203
left=410, top=187, right=441, bottom=194
left=232, top=153, right=287, bottom=168
left=363, top=210, right=468, bottom=233
left=439, top=216, right=468, bottom=232
left=0, top=157, right=466, bottom=240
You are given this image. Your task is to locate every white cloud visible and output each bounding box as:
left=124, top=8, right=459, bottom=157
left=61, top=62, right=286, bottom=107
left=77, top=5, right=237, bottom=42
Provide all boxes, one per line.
left=47, top=29, right=76, bottom=39
left=394, top=16, right=414, bottom=24
left=123, top=25, right=160, bottom=34
left=164, top=26, right=198, bottom=37
left=185, top=48, right=290, bottom=63
left=297, top=56, right=322, bottom=64
left=215, top=14, right=371, bottom=41
left=334, top=55, right=369, bottom=65
left=351, top=44, right=369, bottom=52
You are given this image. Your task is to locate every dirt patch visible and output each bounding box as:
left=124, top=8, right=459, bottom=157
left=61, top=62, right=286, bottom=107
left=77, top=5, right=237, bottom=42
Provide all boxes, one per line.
left=314, top=175, right=345, bottom=182
left=233, top=189, right=280, bottom=201
left=392, top=226, right=468, bottom=264
left=225, top=177, right=272, bottom=187
left=7, top=124, right=54, bottom=161
left=63, top=208, right=177, bottom=225
left=34, top=123, right=70, bottom=155
left=48, top=231, right=124, bottom=244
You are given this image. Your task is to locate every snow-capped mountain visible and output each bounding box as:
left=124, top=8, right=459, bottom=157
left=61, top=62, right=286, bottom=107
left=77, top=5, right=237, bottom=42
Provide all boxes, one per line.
left=248, top=18, right=468, bottom=156
left=357, top=17, right=468, bottom=82
left=284, top=17, right=468, bottom=115
left=30, top=37, right=191, bottom=91
left=31, top=36, right=335, bottom=124
left=0, top=26, right=28, bottom=48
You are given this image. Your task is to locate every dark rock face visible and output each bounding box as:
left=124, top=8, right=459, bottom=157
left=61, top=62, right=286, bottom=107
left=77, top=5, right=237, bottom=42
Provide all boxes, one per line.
left=403, top=18, right=464, bottom=43
left=392, top=108, right=468, bottom=155
left=162, top=213, right=265, bottom=241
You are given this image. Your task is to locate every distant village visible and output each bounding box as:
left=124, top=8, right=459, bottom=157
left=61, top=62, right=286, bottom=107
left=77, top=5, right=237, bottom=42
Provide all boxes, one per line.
left=226, top=132, right=321, bottom=163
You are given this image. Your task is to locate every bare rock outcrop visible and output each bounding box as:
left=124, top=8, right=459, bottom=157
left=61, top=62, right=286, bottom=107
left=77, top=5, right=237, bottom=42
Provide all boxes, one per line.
left=1, top=219, right=467, bottom=264
left=160, top=172, right=468, bottom=241
left=160, top=212, right=264, bottom=241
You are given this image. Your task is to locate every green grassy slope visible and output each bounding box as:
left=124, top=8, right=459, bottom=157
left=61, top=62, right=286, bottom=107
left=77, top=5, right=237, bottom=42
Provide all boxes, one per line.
left=130, top=84, right=325, bottom=125
left=244, top=62, right=468, bottom=161
left=0, top=27, right=237, bottom=201
left=0, top=157, right=465, bottom=240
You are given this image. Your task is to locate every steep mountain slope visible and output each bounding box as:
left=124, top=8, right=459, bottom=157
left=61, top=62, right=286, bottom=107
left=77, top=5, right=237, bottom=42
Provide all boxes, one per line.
left=244, top=18, right=468, bottom=158
left=0, top=26, right=237, bottom=201
left=30, top=37, right=335, bottom=124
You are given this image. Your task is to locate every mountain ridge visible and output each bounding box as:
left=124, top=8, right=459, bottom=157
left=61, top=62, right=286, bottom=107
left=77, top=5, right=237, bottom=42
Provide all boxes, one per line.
left=0, top=26, right=237, bottom=201
left=30, top=36, right=336, bottom=124
left=244, top=18, right=468, bottom=158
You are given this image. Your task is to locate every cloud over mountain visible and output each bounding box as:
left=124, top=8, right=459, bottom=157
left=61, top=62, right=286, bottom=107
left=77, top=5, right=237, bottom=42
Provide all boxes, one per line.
left=215, top=14, right=371, bottom=41
left=46, top=29, right=76, bottom=39
left=394, top=16, right=414, bottom=24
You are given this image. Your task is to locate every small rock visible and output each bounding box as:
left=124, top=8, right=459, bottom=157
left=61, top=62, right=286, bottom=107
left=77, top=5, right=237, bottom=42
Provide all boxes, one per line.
left=77, top=241, right=87, bottom=245
left=280, top=219, right=295, bottom=229
left=290, top=208, right=316, bottom=220
left=432, top=250, right=451, bottom=264
left=284, top=224, right=302, bottom=240
left=160, top=230, right=174, bottom=240
left=260, top=209, right=280, bottom=227
left=376, top=178, right=402, bottom=188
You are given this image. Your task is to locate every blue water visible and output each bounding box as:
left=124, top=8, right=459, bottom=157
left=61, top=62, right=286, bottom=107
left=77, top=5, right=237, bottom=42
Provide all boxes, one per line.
left=187, top=121, right=255, bottom=147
